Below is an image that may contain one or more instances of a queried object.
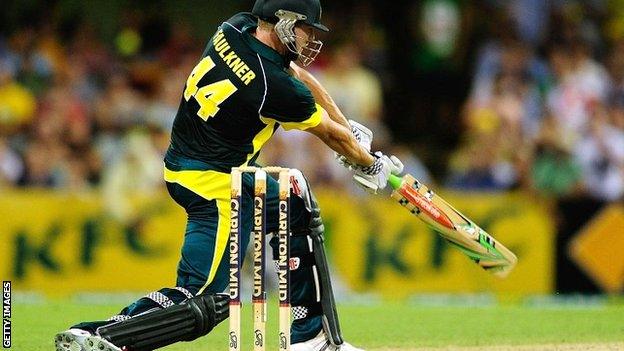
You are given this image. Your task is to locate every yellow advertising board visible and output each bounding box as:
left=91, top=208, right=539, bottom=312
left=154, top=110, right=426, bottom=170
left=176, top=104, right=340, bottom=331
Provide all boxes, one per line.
left=316, top=190, right=554, bottom=297
left=0, top=191, right=186, bottom=297
left=569, top=204, right=624, bottom=293
left=0, top=189, right=554, bottom=297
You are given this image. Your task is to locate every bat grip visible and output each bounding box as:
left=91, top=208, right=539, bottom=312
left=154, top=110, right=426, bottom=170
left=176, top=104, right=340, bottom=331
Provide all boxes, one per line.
left=388, top=174, right=402, bottom=190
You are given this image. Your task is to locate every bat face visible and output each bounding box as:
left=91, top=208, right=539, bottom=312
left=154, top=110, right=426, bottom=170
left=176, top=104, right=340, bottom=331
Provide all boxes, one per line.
left=389, top=174, right=518, bottom=278
left=395, top=179, right=455, bottom=230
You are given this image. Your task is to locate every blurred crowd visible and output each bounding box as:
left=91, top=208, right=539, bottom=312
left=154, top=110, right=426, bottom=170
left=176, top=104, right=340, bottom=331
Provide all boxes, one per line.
left=0, top=0, right=622, bottom=204
left=447, top=0, right=624, bottom=202
left=0, top=21, right=195, bottom=198
left=271, top=0, right=624, bottom=203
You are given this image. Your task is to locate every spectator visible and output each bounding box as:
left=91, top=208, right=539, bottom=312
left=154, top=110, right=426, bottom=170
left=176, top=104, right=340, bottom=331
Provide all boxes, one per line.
left=469, top=38, right=549, bottom=141
left=446, top=131, right=518, bottom=191
left=0, top=136, right=23, bottom=187
left=9, top=27, right=56, bottom=96
left=101, top=129, right=164, bottom=222
left=546, top=41, right=610, bottom=141
left=316, top=41, right=388, bottom=145
left=0, top=63, right=36, bottom=133
left=573, top=100, right=624, bottom=202
left=17, top=140, right=60, bottom=188
left=529, top=115, right=583, bottom=198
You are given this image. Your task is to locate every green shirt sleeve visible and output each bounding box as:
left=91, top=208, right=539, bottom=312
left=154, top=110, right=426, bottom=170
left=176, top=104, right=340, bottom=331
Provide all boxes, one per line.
left=260, top=74, right=322, bottom=131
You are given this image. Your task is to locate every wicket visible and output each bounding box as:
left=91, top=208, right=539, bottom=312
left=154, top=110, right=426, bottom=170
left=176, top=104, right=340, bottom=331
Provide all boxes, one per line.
left=229, top=166, right=292, bottom=351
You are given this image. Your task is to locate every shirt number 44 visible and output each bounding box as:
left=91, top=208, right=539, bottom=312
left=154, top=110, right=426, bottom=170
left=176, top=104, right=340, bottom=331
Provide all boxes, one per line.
left=184, top=56, right=238, bottom=121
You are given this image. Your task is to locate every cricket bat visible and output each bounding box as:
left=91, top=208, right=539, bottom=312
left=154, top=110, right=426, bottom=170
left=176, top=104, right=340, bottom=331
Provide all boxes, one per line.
left=388, top=174, right=517, bottom=277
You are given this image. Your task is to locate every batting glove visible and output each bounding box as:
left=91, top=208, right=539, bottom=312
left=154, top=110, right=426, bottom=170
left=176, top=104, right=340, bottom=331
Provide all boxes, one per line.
left=353, top=151, right=404, bottom=194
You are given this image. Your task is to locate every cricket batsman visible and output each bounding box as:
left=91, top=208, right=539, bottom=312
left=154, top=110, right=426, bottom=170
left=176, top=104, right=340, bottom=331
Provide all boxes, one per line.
left=55, top=0, right=403, bottom=350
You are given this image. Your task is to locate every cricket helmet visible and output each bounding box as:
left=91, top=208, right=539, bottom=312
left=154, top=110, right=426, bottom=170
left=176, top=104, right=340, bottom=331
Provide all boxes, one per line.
left=252, top=0, right=328, bottom=66
left=252, top=0, right=329, bottom=32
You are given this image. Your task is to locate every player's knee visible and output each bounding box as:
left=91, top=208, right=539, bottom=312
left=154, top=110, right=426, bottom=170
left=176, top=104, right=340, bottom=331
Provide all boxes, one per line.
left=182, top=292, right=229, bottom=339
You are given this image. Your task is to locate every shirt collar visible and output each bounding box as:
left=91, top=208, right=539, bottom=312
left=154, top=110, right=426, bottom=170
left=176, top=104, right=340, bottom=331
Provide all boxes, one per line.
left=240, top=23, right=289, bottom=68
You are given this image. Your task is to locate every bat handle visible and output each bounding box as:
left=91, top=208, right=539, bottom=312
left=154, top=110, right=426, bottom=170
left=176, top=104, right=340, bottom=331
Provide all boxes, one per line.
left=388, top=174, right=403, bottom=190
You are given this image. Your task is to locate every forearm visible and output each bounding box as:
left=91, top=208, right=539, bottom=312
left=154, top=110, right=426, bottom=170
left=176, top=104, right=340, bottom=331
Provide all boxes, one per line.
left=313, top=121, right=374, bottom=166
left=290, top=63, right=351, bottom=129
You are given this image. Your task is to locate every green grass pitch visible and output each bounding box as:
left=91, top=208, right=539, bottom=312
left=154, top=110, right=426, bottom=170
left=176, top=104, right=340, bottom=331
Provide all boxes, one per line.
left=13, top=299, right=624, bottom=350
